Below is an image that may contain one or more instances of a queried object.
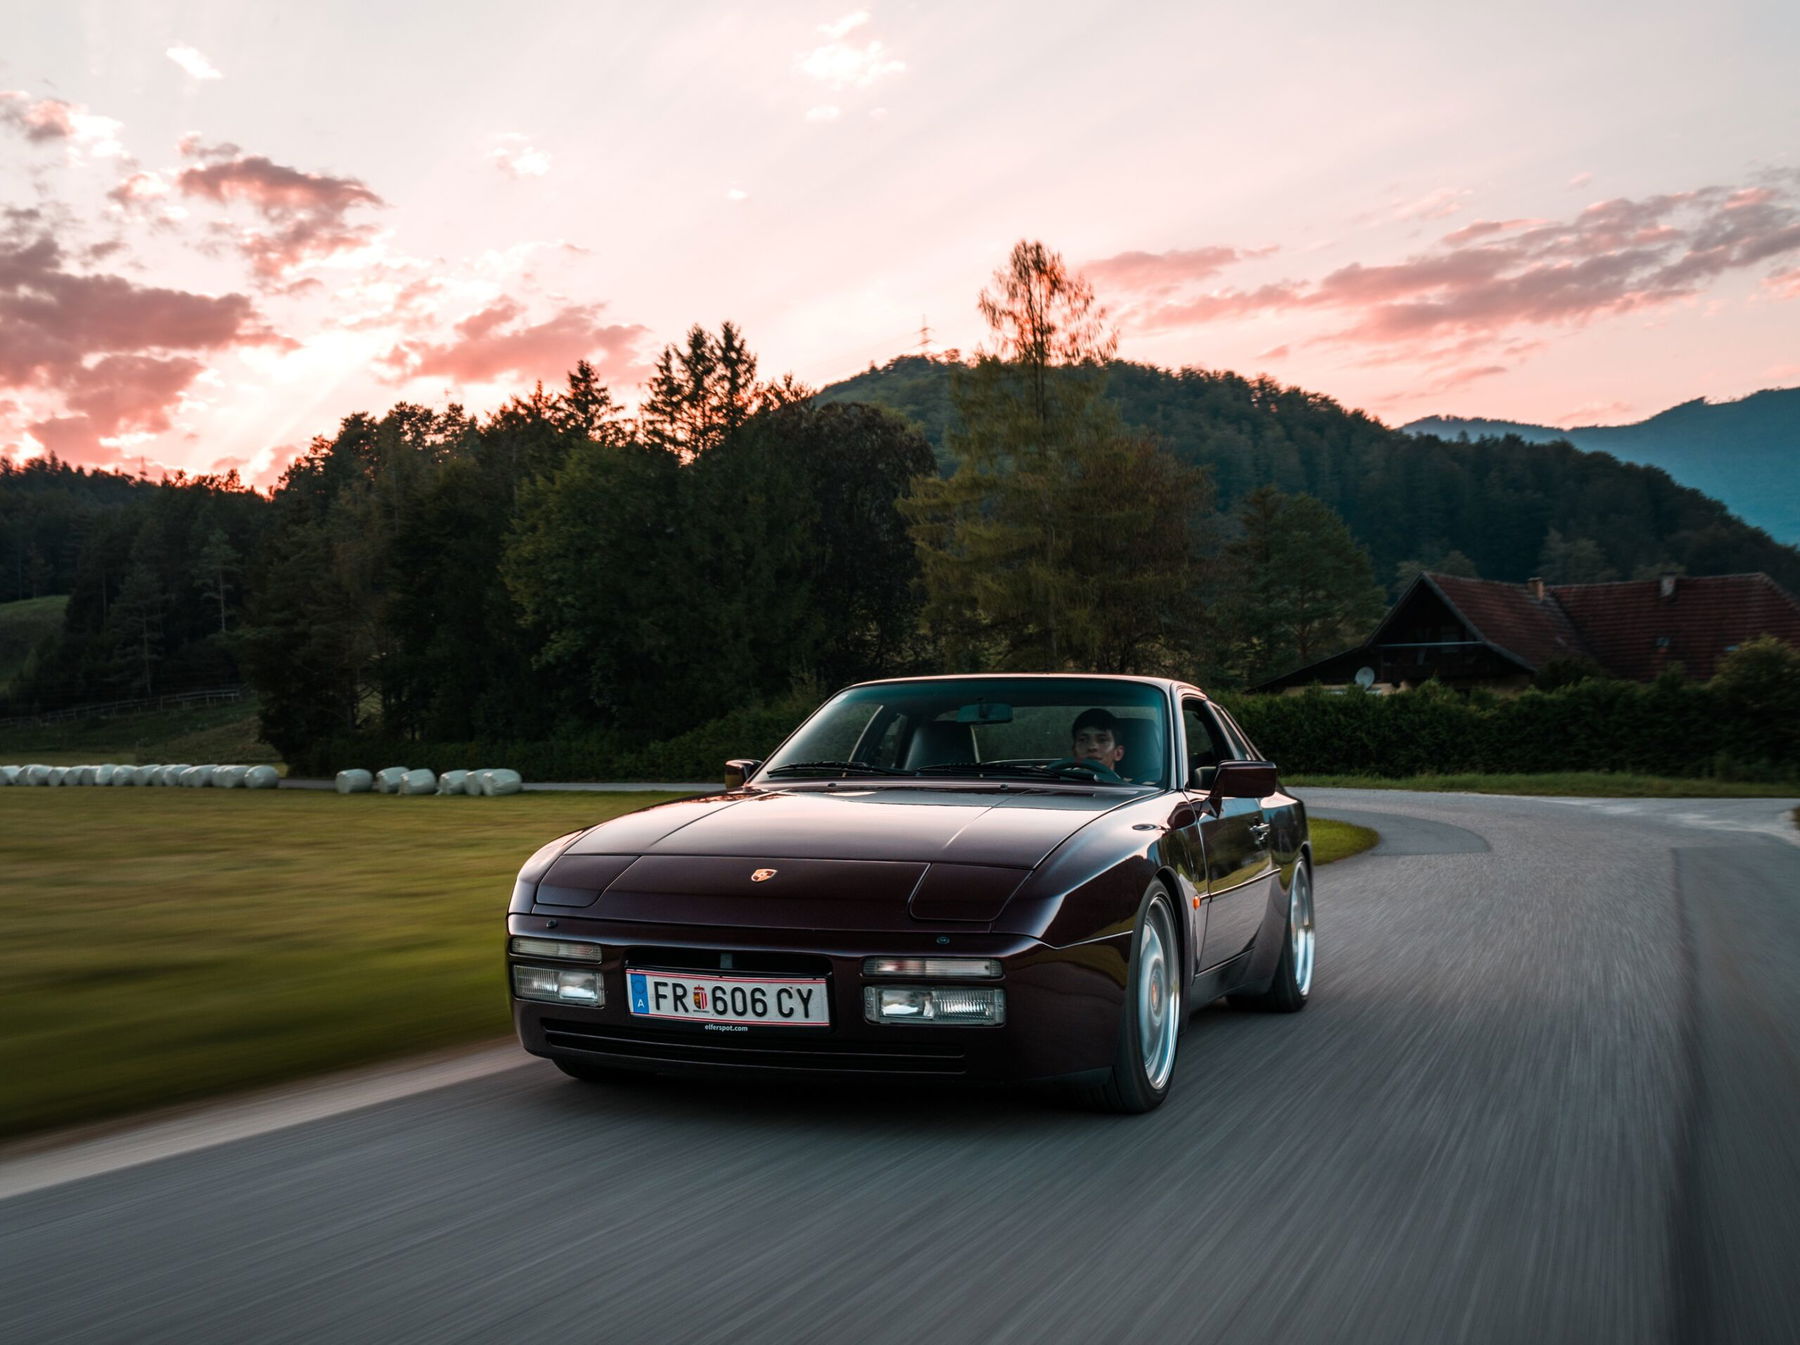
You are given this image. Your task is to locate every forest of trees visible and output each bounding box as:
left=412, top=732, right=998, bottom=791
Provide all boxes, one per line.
left=820, top=357, right=1800, bottom=595
left=4, top=240, right=1798, bottom=772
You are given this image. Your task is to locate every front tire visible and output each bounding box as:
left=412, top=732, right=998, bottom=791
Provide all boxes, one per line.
left=1230, top=862, right=1314, bottom=1013
left=1083, top=883, right=1182, bottom=1114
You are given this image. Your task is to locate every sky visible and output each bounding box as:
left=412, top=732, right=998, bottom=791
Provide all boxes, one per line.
left=3, top=0, right=1797, bottom=486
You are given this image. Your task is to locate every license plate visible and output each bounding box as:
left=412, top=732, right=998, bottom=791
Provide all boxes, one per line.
left=625, top=970, right=830, bottom=1027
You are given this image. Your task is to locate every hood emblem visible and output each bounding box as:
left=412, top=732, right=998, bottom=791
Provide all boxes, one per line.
left=751, top=868, right=777, bottom=882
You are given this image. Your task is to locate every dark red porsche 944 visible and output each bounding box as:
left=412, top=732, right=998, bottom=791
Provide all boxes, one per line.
left=508, top=674, right=1313, bottom=1112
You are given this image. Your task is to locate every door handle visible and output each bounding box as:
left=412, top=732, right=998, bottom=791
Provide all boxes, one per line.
left=1249, top=821, right=1271, bottom=844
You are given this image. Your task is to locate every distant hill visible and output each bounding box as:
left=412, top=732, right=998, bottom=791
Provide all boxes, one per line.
left=817, top=357, right=1800, bottom=594
left=1402, top=388, right=1800, bottom=545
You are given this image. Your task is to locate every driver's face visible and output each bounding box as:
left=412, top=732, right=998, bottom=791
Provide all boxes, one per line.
left=1072, top=728, right=1124, bottom=768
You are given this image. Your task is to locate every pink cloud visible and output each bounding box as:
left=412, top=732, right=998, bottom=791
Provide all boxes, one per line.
left=381, top=298, right=651, bottom=385
left=108, top=170, right=172, bottom=207
left=176, top=144, right=384, bottom=279
left=1085, top=245, right=1272, bottom=294
left=1390, top=187, right=1472, bottom=223
left=1767, top=267, right=1800, bottom=300
left=0, top=235, right=278, bottom=466
left=0, top=92, right=77, bottom=141
left=61, top=354, right=206, bottom=435
left=1107, top=177, right=1800, bottom=362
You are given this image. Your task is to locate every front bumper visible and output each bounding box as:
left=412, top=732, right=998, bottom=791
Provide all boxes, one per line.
left=507, top=911, right=1130, bottom=1084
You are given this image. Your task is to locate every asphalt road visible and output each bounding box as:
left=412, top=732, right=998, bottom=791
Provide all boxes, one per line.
left=3, top=790, right=1797, bottom=1345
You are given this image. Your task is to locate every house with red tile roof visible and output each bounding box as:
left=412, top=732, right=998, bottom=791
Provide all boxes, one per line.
left=1253, top=572, right=1800, bottom=693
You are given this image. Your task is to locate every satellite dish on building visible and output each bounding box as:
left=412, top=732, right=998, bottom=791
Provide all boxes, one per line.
left=1354, top=666, right=1376, bottom=689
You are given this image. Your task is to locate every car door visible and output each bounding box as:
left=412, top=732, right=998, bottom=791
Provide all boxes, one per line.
left=1181, top=698, right=1275, bottom=969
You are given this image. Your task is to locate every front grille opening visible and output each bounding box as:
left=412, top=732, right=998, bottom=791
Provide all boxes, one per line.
left=625, top=947, right=832, bottom=975
left=541, top=1020, right=967, bottom=1075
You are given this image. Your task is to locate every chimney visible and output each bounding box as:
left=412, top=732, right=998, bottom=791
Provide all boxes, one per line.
left=1528, top=576, right=1546, bottom=601
left=1659, top=572, right=1678, bottom=600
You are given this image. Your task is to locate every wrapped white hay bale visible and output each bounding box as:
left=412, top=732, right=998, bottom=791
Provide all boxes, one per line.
left=181, top=765, right=218, bottom=787
left=0, top=765, right=15, bottom=785
left=158, top=765, right=191, bottom=786
left=215, top=765, right=249, bottom=789
left=48, top=767, right=69, bottom=786
left=374, top=766, right=408, bottom=794
left=24, top=764, right=51, bottom=786
left=93, top=764, right=114, bottom=785
left=132, top=765, right=159, bottom=787
left=244, top=765, right=280, bottom=790
left=436, top=768, right=470, bottom=795
left=468, top=769, right=493, bottom=796
left=335, top=768, right=374, bottom=794
left=70, top=766, right=94, bottom=786
left=399, top=767, right=436, bottom=795
left=485, top=768, right=523, bottom=796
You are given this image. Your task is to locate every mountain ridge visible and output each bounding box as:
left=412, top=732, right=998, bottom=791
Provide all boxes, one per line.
left=1401, top=387, right=1800, bottom=544
left=815, top=357, right=1800, bottom=594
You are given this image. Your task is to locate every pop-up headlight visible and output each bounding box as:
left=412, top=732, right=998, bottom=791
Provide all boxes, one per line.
left=862, top=957, right=1001, bottom=978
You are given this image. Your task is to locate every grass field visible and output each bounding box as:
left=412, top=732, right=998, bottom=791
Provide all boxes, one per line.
left=0, top=789, right=677, bottom=1137
left=1289, top=771, right=1800, bottom=798
left=0, top=789, right=1380, bottom=1138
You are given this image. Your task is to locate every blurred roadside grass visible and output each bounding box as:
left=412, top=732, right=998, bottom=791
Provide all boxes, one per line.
left=1309, top=818, right=1378, bottom=865
left=0, top=790, right=1379, bottom=1139
left=1290, top=771, right=1799, bottom=798
left=0, top=789, right=676, bottom=1137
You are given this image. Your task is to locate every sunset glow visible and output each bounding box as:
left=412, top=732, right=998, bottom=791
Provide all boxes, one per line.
left=3, top=0, right=1795, bottom=483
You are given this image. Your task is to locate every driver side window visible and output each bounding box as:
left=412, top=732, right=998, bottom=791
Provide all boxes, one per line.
left=1181, top=700, right=1220, bottom=790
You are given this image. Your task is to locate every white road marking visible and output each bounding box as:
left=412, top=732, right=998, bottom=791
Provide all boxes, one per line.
left=0, top=1041, right=533, bottom=1203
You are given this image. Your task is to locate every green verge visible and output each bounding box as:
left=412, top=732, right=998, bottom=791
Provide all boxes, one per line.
left=1309, top=818, right=1380, bottom=865
left=0, top=788, right=678, bottom=1137
left=0, top=787, right=1377, bottom=1139
left=1289, top=772, right=1800, bottom=798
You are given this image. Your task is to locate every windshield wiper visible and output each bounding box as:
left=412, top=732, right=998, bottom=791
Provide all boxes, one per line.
left=765, top=760, right=917, bottom=777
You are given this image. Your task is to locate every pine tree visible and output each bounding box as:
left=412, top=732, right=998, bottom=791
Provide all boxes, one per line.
left=903, top=240, right=1213, bottom=672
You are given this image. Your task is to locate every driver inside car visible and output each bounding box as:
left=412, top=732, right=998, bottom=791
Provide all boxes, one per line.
left=1068, top=708, right=1127, bottom=781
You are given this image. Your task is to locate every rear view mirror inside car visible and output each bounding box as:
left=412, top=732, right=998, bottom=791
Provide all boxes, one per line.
left=956, top=700, right=1014, bottom=724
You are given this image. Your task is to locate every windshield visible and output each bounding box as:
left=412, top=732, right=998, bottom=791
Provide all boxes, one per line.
left=760, top=677, right=1171, bottom=787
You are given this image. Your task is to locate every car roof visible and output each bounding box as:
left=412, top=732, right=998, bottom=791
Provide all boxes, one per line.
left=841, top=672, right=1211, bottom=700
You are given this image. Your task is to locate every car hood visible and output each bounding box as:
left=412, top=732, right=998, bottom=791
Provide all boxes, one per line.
left=537, top=785, right=1138, bottom=930
left=562, top=784, right=1131, bottom=867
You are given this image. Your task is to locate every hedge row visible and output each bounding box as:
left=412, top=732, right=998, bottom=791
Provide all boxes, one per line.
left=1230, top=672, right=1800, bottom=781
left=292, top=642, right=1800, bottom=784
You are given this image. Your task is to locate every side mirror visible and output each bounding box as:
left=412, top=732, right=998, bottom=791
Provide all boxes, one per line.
left=1207, top=760, right=1278, bottom=806
left=1189, top=764, right=1218, bottom=791
left=724, top=758, right=761, bottom=790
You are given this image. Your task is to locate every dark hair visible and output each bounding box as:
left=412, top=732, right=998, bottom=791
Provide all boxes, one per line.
left=1071, top=708, right=1120, bottom=737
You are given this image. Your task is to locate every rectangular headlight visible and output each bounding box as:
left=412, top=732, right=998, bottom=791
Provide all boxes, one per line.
left=512, top=964, right=604, bottom=1006
left=510, top=937, right=604, bottom=962
left=862, top=957, right=1001, bottom=978
left=864, top=986, right=1005, bottom=1026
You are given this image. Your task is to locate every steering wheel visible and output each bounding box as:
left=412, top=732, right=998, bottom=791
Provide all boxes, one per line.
left=1045, top=756, right=1125, bottom=784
